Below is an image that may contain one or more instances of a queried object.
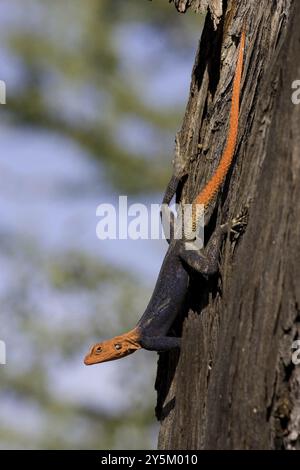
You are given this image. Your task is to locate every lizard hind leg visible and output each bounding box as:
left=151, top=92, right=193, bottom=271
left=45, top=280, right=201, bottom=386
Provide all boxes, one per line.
left=160, top=204, right=175, bottom=244
left=229, top=208, right=249, bottom=237
left=179, top=209, right=248, bottom=276
left=162, top=132, right=188, bottom=206
left=179, top=225, right=227, bottom=276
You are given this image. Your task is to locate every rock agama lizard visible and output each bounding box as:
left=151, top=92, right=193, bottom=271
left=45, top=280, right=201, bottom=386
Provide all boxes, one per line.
left=84, top=29, right=246, bottom=365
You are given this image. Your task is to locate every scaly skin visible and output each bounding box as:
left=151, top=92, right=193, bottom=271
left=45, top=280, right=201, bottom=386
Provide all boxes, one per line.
left=84, top=30, right=246, bottom=366
left=191, top=29, right=245, bottom=231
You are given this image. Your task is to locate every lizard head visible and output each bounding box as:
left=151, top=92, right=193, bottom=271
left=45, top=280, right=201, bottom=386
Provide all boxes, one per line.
left=84, top=327, right=141, bottom=365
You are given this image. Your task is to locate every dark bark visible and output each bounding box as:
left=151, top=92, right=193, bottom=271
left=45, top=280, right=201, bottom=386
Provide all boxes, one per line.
left=156, top=0, right=300, bottom=449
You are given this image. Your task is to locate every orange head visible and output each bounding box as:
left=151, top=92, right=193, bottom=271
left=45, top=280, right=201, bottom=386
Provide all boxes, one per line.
left=84, top=327, right=141, bottom=365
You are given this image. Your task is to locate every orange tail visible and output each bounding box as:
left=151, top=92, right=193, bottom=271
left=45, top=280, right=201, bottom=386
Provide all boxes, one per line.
left=194, top=29, right=245, bottom=209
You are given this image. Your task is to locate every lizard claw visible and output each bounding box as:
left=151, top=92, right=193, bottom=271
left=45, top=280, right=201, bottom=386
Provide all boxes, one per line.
left=230, top=208, right=249, bottom=236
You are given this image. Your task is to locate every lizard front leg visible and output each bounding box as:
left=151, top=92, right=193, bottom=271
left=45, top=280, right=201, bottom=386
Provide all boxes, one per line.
left=140, top=335, right=181, bottom=351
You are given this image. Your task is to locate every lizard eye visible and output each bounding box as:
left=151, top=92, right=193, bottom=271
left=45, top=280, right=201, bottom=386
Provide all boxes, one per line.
left=114, top=343, right=122, bottom=350
left=95, top=346, right=102, bottom=354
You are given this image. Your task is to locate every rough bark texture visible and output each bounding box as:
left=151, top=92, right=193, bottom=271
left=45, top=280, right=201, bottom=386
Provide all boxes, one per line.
left=171, top=0, right=223, bottom=28
left=156, top=0, right=300, bottom=450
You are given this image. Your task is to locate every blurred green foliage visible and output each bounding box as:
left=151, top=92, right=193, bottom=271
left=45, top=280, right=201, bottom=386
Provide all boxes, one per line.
left=7, top=0, right=200, bottom=192
left=1, top=232, right=156, bottom=449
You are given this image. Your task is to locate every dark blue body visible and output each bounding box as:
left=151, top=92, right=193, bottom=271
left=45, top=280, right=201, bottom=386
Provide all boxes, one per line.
left=137, top=240, right=189, bottom=337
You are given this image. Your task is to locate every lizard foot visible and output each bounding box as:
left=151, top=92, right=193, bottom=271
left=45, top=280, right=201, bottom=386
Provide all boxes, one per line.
left=230, top=208, right=249, bottom=238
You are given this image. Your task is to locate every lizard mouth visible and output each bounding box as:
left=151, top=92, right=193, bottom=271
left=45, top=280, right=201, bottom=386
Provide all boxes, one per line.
left=84, top=351, right=97, bottom=365
left=83, top=345, right=97, bottom=365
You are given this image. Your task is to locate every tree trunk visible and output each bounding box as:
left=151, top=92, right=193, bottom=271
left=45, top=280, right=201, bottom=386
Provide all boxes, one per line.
left=156, top=0, right=300, bottom=450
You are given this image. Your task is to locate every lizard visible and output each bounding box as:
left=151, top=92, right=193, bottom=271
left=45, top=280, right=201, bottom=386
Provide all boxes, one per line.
left=84, top=28, right=246, bottom=366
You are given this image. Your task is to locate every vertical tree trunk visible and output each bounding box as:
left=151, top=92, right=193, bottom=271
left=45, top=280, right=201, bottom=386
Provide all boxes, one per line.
left=156, top=0, right=300, bottom=449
